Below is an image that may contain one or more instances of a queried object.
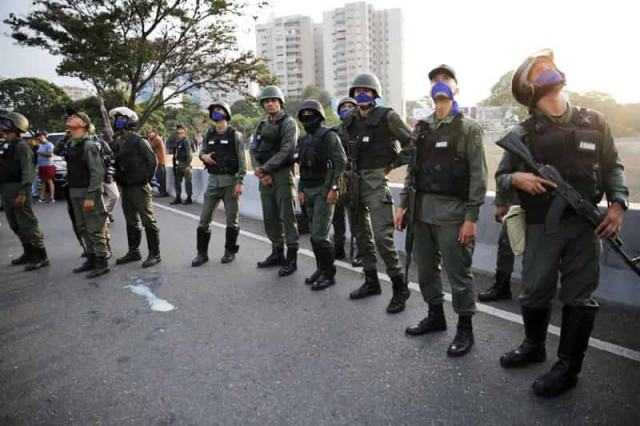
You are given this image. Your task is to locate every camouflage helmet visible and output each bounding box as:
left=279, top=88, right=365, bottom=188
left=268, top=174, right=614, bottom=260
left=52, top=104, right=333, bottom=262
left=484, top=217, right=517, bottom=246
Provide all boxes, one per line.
left=65, top=107, right=92, bottom=128
left=0, top=111, right=29, bottom=133
left=297, top=99, right=326, bottom=121
left=337, top=96, right=357, bottom=114
left=348, top=72, right=382, bottom=98
left=208, top=101, right=232, bottom=120
left=259, top=85, right=285, bottom=105
left=512, top=49, right=566, bottom=107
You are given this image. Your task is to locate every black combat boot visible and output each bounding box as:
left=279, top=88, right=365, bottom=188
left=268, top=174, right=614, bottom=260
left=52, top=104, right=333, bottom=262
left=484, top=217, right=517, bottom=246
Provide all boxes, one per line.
left=183, top=196, right=193, bottom=205
left=192, top=228, right=211, bottom=267
left=500, top=306, right=550, bottom=368
left=257, top=245, right=285, bottom=268
left=86, top=256, right=110, bottom=278
left=24, top=246, right=50, bottom=271
left=387, top=273, right=410, bottom=314
left=221, top=227, right=239, bottom=263
left=447, top=315, right=475, bottom=357
left=73, top=253, right=96, bottom=273
left=334, top=243, right=346, bottom=260
left=305, top=240, right=323, bottom=285
left=11, top=243, right=33, bottom=266
left=405, top=303, right=447, bottom=335
left=116, top=227, right=142, bottom=265
left=142, top=228, right=161, bottom=268
left=478, top=270, right=512, bottom=302
left=311, top=243, right=336, bottom=291
left=279, top=246, right=298, bottom=276
left=532, top=305, right=597, bottom=397
left=169, top=198, right=182, bottom=205
left=349, top=269, right=382, bottom=299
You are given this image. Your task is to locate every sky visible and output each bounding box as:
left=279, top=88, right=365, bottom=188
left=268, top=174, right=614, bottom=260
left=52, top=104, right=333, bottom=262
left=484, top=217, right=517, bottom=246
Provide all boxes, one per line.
left=2, top=0, right=640, bottom=106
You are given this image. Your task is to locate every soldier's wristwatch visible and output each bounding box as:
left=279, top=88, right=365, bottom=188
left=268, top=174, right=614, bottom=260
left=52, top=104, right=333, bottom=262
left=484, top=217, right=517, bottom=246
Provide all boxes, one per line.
left=612, top=198, right=629, bottom=211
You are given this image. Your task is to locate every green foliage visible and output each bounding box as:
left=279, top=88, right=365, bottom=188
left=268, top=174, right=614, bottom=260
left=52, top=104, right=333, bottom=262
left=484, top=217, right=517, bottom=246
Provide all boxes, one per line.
left=479, top=70, right=527, bottom=120
left=230, top=114, right=262, bottom=146
left=230, top=99, right=262, bottom=118
left=568, top=91, right=640, bottom=137
left=0, top=78, right=71, bottom=131
left=5, top=0, right=269, bottom=131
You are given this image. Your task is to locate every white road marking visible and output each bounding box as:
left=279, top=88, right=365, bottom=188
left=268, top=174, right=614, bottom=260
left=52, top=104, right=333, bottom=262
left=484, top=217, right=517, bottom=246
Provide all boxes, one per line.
left=154, top=202, right=640, bottom=363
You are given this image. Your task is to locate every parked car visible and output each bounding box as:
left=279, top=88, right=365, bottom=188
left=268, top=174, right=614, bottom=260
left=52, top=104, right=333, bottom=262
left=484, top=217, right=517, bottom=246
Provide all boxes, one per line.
left=46, top=133, right=68, bottom=194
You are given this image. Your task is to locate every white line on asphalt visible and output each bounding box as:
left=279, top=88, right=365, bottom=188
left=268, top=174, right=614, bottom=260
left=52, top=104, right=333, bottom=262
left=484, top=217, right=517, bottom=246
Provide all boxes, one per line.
left=154, top=202, right=640, bottom=364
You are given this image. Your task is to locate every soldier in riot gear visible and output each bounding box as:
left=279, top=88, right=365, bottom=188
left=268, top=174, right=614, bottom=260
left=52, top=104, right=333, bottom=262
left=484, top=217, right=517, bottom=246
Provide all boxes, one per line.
left=296, top=99, right=347, bottom=290
left=170, top=124, right=193, bottom=205
left=495, top=49, right=629, bottom=397
left=341, top=72, right=413, bottom=314
left=109, top=106, right=161, bottom=268
left=250, top=85, right=300, bottom=277
left=395, top=65, right=488, bottom=357
left=192, top=101, right=246, bottom=266
left=54, top=110, right=110, bottom=278
left=331, top=96, right=367, bottom=267
left=0, top=111, right=49, bottom=270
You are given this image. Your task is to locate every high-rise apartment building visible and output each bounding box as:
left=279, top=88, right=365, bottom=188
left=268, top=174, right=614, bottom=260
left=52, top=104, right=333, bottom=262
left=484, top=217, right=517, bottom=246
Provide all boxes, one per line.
left=256, top=15, right=316, bottom=98
left=322, top=2, right=405, bottom=117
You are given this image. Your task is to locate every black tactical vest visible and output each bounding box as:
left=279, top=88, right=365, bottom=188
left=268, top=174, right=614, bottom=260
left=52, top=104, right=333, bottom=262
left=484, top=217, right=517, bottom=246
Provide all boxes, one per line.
left=202, top=127, right=239, bottom=175
left=114, top=133, right=151, bottom=187
left=65, top=138, right=92, bottom=189
left=253, top=114, right=288, bottom=164
left=343, top=107, right=397, bottom=170
left=296, top=126, right=332, bottom=187
left=0, top=140, right=22, bottom=183
left=174, top=138, right=190, bottom=162
left=413, top=114, right=470, bottom=200
left=518, top=107, right=603, bottom=224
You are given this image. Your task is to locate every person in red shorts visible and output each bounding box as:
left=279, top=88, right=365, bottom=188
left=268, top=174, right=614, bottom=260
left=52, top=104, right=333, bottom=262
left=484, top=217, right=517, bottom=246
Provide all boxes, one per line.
left=35, top=130, right=55, bottom=203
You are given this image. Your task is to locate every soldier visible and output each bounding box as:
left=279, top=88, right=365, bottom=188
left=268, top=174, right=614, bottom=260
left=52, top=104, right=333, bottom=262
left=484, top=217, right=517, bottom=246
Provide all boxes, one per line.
left=250, top=86, right=300, bottom=276
left=395, top=65, right=488, bottom=357
left=0, top=112, right=49, bottom=270
left=192, top=101, right=246, bottom=266
left=478, top=193, right=516, bottom=302
left=496, top=49, right=628, bottom=396
left=170, top=125, right=193, bottom=205
left=110, top=107, right=161, bottom=268
left=331, top=96, right=366, bottom=267
left=341, top=72, right=413, bottom=314
left=54, top=110, right=110, bottom=278
left=296, top=99, right=347, bottom=291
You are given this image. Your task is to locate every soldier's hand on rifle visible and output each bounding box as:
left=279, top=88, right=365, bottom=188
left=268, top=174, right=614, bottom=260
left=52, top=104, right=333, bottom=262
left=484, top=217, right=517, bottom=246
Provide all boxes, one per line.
left=261, top=174, right=273, bottom=187
left=458, top=220, right=476, bottom=245
left=595, top=203, right=624, bottom=238
left=327, top=189, right=338, bottom=205
left=14, top=194, right=26, bottom=208
left=511, top=172, right=556, bottom=195
left=233, top=183, right=243, bottom=199
left=394, top=207, right=406, bottom=231
left=494, top=205, right=508, bottom=223
left=83, top=198, right=95, bottom=213
left=201, top=154, right=215, bottom=166
left=298, top=191, right=306, bottom=205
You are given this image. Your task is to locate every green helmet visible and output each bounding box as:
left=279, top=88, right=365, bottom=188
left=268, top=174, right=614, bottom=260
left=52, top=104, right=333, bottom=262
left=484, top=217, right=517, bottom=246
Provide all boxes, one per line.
left=349, top=73, right=382, bottom=98
left=297, top=99, right=326, bottom=121
left=512, top=49, right=565, bottom=107
left=208, top=101, right=232, bottom=120
left=65, top=107, right=92, bottom=128
left=259, top=85, right=285, bottom=105
left=337, top=96, right=357, bottom=114
left=0, top=112, right=29, bottom=133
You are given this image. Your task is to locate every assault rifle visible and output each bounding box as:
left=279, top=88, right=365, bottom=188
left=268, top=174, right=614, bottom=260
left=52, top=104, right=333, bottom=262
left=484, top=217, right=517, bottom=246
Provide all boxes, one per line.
left=347, top=139, right=360, bottom=261
left=496, top=132, right=640, bottom=277
left=402, top=145, right=417, bottom=286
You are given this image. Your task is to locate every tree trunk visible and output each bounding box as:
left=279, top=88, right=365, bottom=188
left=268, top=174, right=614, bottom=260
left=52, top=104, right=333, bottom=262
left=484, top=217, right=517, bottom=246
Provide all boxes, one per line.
left=97, top=90, right=114, bottom=142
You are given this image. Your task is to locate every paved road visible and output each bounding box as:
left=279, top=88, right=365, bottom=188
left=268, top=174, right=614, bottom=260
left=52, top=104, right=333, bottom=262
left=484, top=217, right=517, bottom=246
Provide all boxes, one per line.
left=1, top=199, right=639, bottom=425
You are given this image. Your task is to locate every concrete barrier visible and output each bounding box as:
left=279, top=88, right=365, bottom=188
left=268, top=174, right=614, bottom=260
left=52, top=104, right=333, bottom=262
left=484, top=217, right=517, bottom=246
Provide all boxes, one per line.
left=166, top=164, right=640, bottom=308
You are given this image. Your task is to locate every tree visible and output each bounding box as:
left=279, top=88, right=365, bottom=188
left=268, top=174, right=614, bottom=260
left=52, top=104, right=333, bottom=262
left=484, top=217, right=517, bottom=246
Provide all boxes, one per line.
left=479, top=70, right=527, bottom=121
left=568, top=91, right=640, bottom=137
left=0, top=78, right=71, bottom=131
left=6, top=0, right=269, bottom=139
left=231, top=99, right=262, bottom=118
